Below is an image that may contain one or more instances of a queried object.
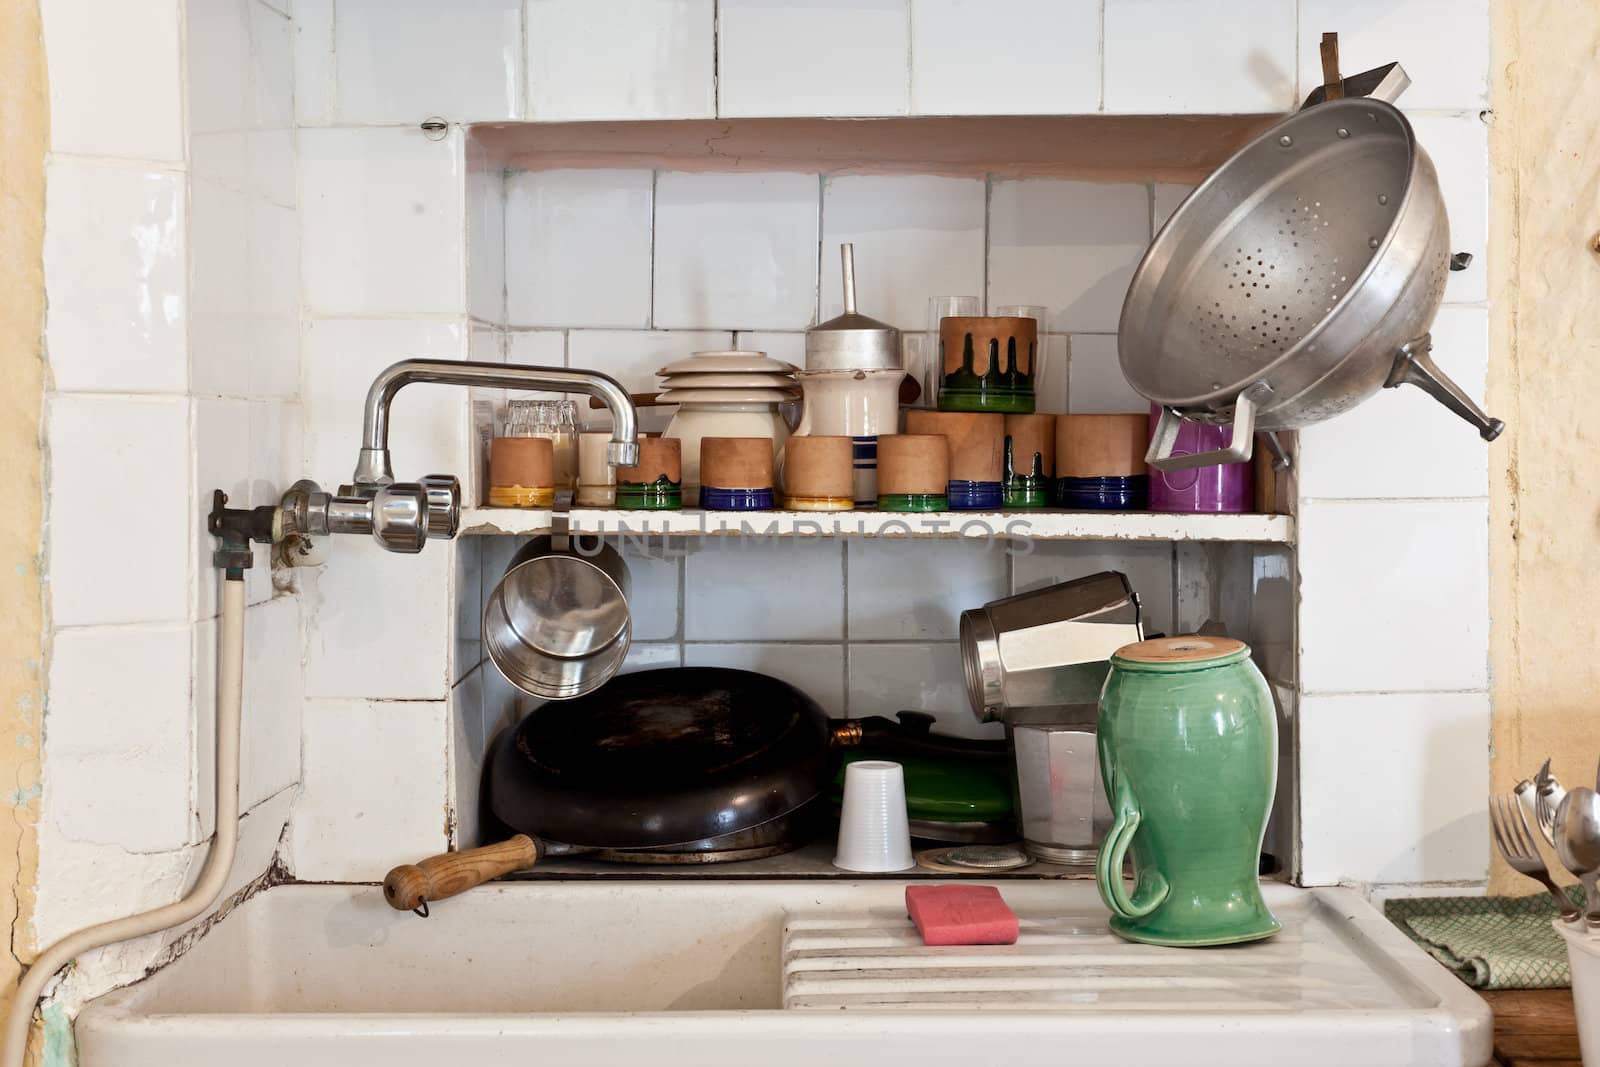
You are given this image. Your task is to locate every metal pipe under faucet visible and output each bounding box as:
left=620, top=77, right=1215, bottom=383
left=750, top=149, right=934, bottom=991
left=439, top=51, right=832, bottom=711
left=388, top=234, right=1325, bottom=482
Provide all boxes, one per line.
left=351, top=359, right=640, bottom=490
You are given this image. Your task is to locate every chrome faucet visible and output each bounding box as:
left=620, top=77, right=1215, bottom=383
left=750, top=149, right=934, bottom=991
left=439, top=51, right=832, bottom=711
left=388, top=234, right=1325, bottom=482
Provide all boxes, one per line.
left=272, top=359, right=640, bottom=555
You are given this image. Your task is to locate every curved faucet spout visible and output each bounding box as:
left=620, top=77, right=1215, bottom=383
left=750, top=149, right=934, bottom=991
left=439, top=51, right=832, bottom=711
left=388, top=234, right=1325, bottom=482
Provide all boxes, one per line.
left=352, top=359, right=640, bottom=490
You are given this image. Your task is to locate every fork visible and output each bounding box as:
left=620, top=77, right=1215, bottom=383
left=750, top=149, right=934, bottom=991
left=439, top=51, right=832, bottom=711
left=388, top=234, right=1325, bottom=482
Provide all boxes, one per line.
left=1488, top=793, right=1580, bottom=921
left=1535, top=758, right=1567, bottom=846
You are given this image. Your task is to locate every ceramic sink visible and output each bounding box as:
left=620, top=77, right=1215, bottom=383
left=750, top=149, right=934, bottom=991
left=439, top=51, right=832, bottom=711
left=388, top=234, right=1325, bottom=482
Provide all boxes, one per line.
left=74, top=880, right=1490, bottom=1067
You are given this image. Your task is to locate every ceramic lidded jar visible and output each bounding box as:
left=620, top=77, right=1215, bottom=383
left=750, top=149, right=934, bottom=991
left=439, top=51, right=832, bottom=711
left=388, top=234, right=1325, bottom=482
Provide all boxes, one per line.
left=1095, top=635, right=1280, bottom=947
left=799, top=243, right=902, bottom=504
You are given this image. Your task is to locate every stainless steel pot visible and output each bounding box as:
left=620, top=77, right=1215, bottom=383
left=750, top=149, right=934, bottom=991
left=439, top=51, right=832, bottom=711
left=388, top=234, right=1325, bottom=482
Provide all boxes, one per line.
left=482, top=516, right=631, bottom=700
left=1120, top=95, right=1504, bottom=471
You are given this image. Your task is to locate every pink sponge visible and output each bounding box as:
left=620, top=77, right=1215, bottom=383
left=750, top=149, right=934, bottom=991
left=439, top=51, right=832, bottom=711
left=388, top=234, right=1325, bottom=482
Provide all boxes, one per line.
left=905, top=884, right=1019, bottom=946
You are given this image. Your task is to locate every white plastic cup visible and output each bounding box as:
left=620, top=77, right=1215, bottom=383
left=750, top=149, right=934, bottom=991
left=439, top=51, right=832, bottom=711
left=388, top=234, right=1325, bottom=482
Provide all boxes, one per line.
left=1555, top=921, right=1600, bottom=1066
left=833, top=760, right=915, bottom=873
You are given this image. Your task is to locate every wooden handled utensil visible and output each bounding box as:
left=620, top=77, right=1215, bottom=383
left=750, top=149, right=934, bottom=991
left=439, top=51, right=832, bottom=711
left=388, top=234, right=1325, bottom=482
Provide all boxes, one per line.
left=383, top=834, right=543, bottom=915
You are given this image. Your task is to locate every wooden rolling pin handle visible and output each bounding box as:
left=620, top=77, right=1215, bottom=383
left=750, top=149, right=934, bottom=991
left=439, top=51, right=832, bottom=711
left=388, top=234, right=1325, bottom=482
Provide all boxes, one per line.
left=382, top=834, right=540, bottom=913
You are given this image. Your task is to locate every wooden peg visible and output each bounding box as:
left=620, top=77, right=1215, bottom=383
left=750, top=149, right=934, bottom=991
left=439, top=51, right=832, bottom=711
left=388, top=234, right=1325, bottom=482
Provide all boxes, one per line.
left=1320, top=32, right=1344, bottom=101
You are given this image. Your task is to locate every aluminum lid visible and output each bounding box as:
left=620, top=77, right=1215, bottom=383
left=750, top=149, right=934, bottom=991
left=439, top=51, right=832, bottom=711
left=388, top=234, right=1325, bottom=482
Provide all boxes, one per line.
left=806, top=244, right=902, bottom=372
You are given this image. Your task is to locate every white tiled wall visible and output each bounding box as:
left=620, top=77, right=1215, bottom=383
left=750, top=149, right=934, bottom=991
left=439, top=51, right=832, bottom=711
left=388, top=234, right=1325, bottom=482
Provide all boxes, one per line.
left=35, top=1, right=1496, bottom=988
left=35, top=0, right=304, bottom=1004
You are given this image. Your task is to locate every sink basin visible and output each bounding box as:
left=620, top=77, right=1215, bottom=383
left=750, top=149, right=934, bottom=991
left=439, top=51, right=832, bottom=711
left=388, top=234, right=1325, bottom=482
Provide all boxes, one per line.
left=75, top=881, right=1489, bottom=1067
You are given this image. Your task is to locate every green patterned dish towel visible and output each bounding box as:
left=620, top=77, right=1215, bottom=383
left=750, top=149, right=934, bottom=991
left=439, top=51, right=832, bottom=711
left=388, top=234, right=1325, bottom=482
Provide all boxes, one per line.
left=1385, top=887, right=1584, bottom=989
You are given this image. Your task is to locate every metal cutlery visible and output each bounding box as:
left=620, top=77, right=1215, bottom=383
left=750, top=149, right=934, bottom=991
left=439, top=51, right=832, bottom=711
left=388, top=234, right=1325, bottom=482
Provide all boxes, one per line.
left=1535, top=758, right=1567, bottom=846
left=1552, top=787, right=1600, bottom=928
left=1488, top=793, right=1580, bottom=922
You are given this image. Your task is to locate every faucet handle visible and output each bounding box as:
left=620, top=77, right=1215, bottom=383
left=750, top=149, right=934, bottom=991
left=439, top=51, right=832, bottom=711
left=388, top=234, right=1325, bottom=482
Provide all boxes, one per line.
left=418, top=475, right=461, bottom=539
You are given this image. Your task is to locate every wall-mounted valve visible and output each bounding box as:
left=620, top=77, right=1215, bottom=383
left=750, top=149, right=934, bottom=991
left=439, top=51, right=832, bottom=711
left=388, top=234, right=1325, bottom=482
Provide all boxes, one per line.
left=279, top=476, right=460, bottom=555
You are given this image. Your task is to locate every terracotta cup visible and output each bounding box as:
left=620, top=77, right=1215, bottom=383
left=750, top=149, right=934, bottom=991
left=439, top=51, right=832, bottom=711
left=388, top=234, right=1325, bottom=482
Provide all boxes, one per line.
left=488, top=436, right=555, bottom=507
left=904, top=410, right=1004, bottom=483
left=876, top=434, right=949, bottom=496
left=1055, top=414, right=1149, bottom=477
left=1004, top=413, right=1056, bottom=479
left=783, top=435, right=854, bottom=508
left=616, top=436, right=682, bottom=485
left=699, top=437, right=775, bottom=490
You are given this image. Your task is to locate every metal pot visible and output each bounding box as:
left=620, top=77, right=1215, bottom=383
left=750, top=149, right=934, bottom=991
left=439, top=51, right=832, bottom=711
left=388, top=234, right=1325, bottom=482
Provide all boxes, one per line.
left=1120, top=96, right=1503, bottom=471
left=482, top=518, right=631, bottom=700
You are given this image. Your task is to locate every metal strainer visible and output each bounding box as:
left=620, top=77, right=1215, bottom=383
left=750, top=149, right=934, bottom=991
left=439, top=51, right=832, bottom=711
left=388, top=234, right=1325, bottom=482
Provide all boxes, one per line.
left=1120, top=95, right=1503, bottom=471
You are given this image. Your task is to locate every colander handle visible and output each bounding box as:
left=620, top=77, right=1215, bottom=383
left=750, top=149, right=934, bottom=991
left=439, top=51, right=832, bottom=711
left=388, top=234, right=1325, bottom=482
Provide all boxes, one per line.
left=1145, top=381, right=1269, bottom=473
left=1385, top=334, right=1506, bottom=442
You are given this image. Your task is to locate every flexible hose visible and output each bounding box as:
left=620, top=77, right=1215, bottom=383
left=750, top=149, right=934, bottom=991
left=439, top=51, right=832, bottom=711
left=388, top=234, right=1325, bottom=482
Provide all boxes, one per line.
left=3, top=576, right=245, bottom=1066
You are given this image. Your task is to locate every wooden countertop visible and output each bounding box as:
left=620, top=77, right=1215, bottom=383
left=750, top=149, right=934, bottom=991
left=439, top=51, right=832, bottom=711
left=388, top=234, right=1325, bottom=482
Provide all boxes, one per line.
left=1483, top=989, right=1582, bottom=1066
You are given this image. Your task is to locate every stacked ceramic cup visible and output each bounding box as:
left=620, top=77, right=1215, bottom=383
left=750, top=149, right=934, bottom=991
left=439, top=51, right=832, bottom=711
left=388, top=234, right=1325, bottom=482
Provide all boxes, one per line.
left=657, top=350, right=799, bottom=506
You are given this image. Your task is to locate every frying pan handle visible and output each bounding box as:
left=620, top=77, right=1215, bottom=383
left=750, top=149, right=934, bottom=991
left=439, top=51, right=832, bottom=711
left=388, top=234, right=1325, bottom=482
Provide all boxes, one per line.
left=1385, top=334, right=1505, bottom=442
left=383, top=835, right=541, bottom=914
left=1145, top=382, right=1270, bottom=473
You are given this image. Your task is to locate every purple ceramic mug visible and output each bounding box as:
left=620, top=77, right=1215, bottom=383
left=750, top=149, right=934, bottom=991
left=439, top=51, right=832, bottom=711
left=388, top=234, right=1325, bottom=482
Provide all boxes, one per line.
left=1145, top=405, right=1252, bottom=513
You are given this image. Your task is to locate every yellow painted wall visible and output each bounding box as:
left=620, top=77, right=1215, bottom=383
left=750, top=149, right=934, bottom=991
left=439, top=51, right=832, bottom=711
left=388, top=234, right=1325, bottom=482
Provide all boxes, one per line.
left=1487, top=0, right=1600, bottom=892
left=0, top=0, right=46, bottom=1043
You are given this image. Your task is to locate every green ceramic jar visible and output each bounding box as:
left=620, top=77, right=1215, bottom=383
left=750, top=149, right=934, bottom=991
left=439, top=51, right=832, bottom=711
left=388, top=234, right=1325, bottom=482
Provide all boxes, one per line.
left=1095, top=635, right=1280, bottom=947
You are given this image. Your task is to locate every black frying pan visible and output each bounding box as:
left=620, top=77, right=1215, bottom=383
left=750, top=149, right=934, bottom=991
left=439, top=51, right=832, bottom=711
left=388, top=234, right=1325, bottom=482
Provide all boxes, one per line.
left=385, top=668, right=994, bottom=912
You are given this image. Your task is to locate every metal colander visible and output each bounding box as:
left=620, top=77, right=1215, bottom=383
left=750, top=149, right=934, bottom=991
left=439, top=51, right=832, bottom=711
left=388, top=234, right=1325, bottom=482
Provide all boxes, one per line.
left=1120, top=97, right=1500, bottom=470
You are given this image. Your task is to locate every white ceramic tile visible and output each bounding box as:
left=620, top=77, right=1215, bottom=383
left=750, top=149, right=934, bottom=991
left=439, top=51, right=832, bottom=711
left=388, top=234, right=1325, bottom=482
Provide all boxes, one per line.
left=44, top=160, right=188, bottom=394
left=654, top=172, right=820, bottom=330
left=41, top=0, right=184, bottom=160
left=1012, top=540, right=1175, bottom=639
left=847, top=643, right=1003, bottom=741
left=620, top=642, right=683, bottom=674
left=988, top=180, right=1149, bottom=333
left=734, top=332, right=806, bottom=367
left=249, top=398, right=303, bottom=509
left=302, top=536, right=452, bottom=700
left=453, top=537, right=484, bottom=684
left=617, top=543, right=681, bottom=641
left=32, top=824, right=197, bottom=951
left=302, top=318, right=470, bottom=484
left=1298, top=691, right=1489, bottom=885
left=1033, top=335, right=1070, bottom=415
left=47, top=396, right=190, bottom=627
left=820, top=175, right=985, bottom=330
left=684, top=539, right=844, bottom=640
left=334, top=0, right=522, bottom=123
left=449, top=666, right=487, bottom=848
left=505, top=169, right=654, bottom=328
left=291, top=0, right=335, bottom=125
left=300, top=127, right=465, bottom=315
left=910, top=0, right=1098, bottom=115
left=291, top=698, right=450, bottom=881
left=248, top=200, right=299, bottom=322
left=566, top=330, right=735, bottom=396
left=1103, top=0, right=1296, bottom=114
left=249, top=1, right=296, bottom=132
left=1068, top=334, right=1145, bottom=414
left=467, top=145, right=507, bottom=324
left=189, top=178, right=252, bottom=390
left=527, top=0, right=715, bottom=120
left=45, top=624, right=192, bottom=852
left=239, top=595, right=304, bottom=814
left=1297, top=0, right=1489, bottom=110
left=1410, top=113, right=1489, bottom=305
left=1232, top=543, right=1296, bottom=686
left=1298, top=306, right=1489, bottom=499
left=187, top=0, right=251, bottom=139
left=1153, top=183, right=1193, bottom=233
left=1298, top=499, right=1488, bottom=693
left=683, top=643, right=845, bottom=717
left=719, top=0, right=909, bottom=118
left=846, top=539, right=1006, bottom=640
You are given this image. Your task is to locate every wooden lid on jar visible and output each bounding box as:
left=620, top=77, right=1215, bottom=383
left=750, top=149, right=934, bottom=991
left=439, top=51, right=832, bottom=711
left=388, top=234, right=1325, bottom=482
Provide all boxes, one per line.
left=1055, top=414, right=1149, bottom=477
left=1114, top=635, right=1247, bottom=664
left=877, top=434, right=949, bottom=495
left=1004, top=413, right=1056, bottom=479
left=783, top=435, right=853, bottom=497
left=904, top=410, right=1004, bottom=482
left=616, top=435, right=681, bottom=485
left=700, top=436, right=774, bottom=490
left=938, top=316, right=1037, bottom=377
left=489, top=436, right=554, bottom=488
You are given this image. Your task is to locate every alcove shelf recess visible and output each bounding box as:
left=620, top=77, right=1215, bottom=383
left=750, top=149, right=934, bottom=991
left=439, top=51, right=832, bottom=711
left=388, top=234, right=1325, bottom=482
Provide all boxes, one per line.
left=457, top=507, right=1294, bottom=543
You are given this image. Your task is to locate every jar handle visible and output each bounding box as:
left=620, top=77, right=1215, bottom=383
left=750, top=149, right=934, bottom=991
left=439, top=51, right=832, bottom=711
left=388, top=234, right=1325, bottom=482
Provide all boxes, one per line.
left=1095, top=767, right=1169, bottom=921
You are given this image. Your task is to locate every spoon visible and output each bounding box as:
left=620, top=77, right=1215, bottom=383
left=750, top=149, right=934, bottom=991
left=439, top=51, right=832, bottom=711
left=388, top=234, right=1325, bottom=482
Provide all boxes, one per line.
left=1553, top=787, right=1600, bottom=927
